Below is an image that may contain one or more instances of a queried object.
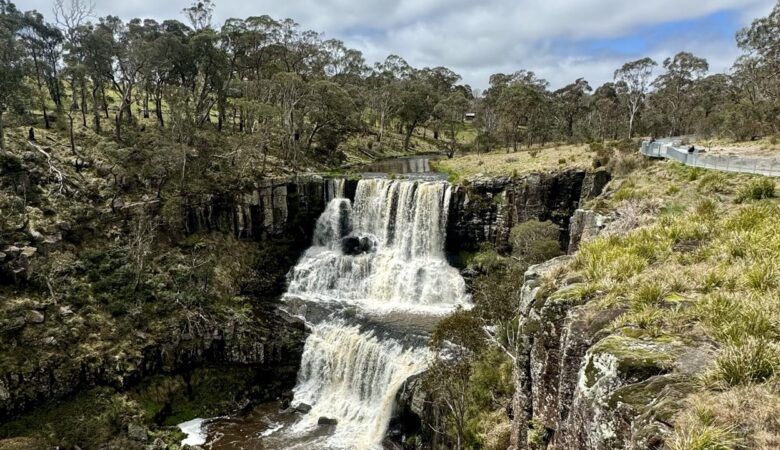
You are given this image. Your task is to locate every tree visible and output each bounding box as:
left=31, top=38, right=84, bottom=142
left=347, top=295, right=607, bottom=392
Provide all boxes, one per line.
left=0, top=0, right=25, bottom=153
left=182, top=0, right=214, bottom=31
left=554, top=78, right=591, bottom=139
left=590, top=82, right=622, bottom=140
left=425, top=309, right=486, bottom=450
left=732, top=1, right=780, bottom=137
left=303, top=80, right=355, bottom=157
left=19, top=11, right=63, bottom=129
left=650, top=52, right=709, bottom=136
left=494, top=71, right=549, bottom=150
left=396, top=74, right=435, bottom=151
left=614, top=57, right=657, bottom=139
left=433, top=91, right=469, bottom=158
left=368, top=55, right=409, bottom=143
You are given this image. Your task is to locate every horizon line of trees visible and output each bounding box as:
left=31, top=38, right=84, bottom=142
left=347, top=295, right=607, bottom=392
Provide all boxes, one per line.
left=0, top=0, right=778, bottom=163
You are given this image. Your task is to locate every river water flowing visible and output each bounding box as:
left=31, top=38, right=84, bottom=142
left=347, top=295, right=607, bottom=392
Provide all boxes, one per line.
left=198, top=161, right=469, bottom=449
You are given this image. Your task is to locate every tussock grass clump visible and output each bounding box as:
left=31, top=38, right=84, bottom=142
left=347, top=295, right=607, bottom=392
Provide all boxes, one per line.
left=697, top=172, right=731, bottom=194
left=710, top=338, right=780, bottom=386
left=735, top=177, right=775, bottom=203
left=668, top=423, right=741, bottom=450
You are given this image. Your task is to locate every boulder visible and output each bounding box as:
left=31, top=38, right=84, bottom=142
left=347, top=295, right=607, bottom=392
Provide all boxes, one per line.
left=341, top=235, right=375, bottom=255
left=25, top=310, right=45, bottom=324
left=295, top=403, right=312, bottom=414
left=127, top=423, right=148, bottom=442
left=317, top=416, right=338, bottom=426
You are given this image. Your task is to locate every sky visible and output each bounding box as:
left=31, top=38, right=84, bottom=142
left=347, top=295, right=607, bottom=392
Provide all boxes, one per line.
left=18, top=0, right=779, bottom=89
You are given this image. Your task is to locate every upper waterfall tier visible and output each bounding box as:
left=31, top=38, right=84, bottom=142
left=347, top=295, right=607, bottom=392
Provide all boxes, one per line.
left=285, top=178, right=469, bottom=310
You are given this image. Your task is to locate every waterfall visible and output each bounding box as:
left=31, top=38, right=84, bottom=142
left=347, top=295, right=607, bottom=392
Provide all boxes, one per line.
left=287, top=178, right=468, bottom=310
left=325, top=178, right=346, bottom=202
left=292, top=322, right=429, bottom=448
left=281, top=177, right=469, bottom=449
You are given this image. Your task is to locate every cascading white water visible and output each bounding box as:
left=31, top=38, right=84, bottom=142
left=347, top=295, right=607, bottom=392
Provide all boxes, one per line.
left=282, top=178, right=469, bottom=450
left=287, top=178, right=468, bottom=310
left=291, top=322, right=428, bottom=448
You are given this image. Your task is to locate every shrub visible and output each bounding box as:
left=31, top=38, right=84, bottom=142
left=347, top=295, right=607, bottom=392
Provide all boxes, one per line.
left=743, top=261, right=778, bottom=292
left=735, top=178, right=775, bottom=203
left=509, top=219, right=562, bottom=264
left=472, top=246, right=508, bottom=273
left=697, top=172, right=730, bottom=194
left=711, top=338, right=780, bottom=386
left=667, top=423, right=740, bottom=450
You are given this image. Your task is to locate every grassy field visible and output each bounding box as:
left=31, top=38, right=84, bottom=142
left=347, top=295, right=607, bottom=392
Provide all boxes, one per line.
left=432, top=144, right=594, bottom=180
left=693, top=136, right=780, bottom=157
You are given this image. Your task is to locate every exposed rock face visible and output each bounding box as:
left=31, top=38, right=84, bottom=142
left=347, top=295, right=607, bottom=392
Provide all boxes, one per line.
left=509, top=258, right=713, bottom=450
left=567, top=209, right=607, bottom=253
left=0, top=175, right=344, bottom=421
left=446, top=170, right=609, bottom=253
left=184, top=175, right=358, bottom=244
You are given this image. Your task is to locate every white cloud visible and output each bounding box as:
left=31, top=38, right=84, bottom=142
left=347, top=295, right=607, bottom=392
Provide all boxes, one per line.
left=19, top=0, right=777, bottom=88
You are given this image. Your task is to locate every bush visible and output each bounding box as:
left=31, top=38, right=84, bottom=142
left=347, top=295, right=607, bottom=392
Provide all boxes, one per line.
left=711, top=338, right=780, bottom=386
left=668, top=423, right=741, bottom=450
left=509, top=219, right=562, bottom=264
left=697, top=172, right=730, bottom=194
left=735, top=178, right=775, bottom=203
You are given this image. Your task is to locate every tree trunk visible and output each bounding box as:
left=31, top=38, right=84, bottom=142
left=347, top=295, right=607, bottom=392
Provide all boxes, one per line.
left=68, top=112, right=77, bottom=156
left=378, top=110, right=385, bottom=142
left=101, top=85, right=109, bottom=118
left=0, top=109, right=5, bottom=153
left=155, top=96, right=164, bottom=127
left=92, top=85, right=101, bottom=133
left=80, top=82, right=88, bottom=127
left=403, top=121, right=417, bottom=152
left=143, top=91, right=150, bottom=119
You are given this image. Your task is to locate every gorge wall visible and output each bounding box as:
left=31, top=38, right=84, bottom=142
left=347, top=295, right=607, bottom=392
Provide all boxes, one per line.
left=446, top=170, right=610, bottom=253
left=0, top=175, right=341, bottom=422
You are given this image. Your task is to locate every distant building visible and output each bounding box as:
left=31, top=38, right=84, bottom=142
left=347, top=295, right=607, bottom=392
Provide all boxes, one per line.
left=464, top=112, right=476, bottom=122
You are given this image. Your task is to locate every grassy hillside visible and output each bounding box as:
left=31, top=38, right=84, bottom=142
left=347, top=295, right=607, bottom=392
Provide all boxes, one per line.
left=545, top=157, right=780, bottom=449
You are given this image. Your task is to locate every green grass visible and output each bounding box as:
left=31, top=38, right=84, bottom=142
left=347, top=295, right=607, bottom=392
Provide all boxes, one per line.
left=432, top=144, right=593, bottom=180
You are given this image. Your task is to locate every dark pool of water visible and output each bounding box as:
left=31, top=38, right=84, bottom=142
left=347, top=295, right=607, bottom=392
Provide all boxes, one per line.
left=202, top=402, right=334, bottom=450
left=360, top=154, right=444, bottom=174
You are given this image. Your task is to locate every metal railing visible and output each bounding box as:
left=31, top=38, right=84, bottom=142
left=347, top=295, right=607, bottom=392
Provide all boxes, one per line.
left=640, top=141, right=780, bottom=177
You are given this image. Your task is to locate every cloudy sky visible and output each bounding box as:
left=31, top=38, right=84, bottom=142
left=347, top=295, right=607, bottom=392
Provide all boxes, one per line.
left=20, top=0, right=778, bottom=89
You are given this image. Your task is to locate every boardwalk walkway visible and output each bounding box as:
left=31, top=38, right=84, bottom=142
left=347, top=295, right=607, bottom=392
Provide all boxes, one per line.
left=640, top=140, right=780, bottom=177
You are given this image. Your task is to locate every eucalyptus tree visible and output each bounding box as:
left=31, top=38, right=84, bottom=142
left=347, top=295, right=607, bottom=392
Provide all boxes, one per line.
left=433, top=91, right=469, bottom=157
left=368, top=55, right=410, bottom=143
left=73, top=21, right=111, bottom=132
left=396, top=73, right=436, bottom=151
left=590, top=82, right=623, bottom=140
left=732, top=1, right=780, bottom=137
left=614, top=57, right=657, bottom=139
left=554, top=77, right=592, bottom=139
left=650, top=52, right=709, bottom=136
left=304, top=80, right=355, bottom=158
left=494, top=70, right=550, bottom=150
left=18, top=12, right=62, bottom=129
left=0, top=0, right=25, bottom=152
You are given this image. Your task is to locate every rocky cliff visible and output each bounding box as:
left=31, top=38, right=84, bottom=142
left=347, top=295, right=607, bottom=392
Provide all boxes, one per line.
left=0, top=172, right=339, bottom=430
left=446, top=170, right=610, bottom=253
left=507, top=257, right=712, bottom=450
left=183, top=175, right=358, bottom=243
